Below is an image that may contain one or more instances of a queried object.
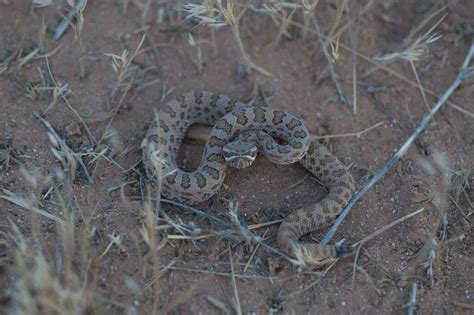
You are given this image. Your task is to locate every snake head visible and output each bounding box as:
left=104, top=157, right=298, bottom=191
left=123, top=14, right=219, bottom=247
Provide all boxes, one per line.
left=222, top=140, right=257, bottom=169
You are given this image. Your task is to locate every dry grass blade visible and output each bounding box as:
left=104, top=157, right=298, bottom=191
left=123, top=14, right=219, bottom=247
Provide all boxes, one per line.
left=352, top=208, right=425, bottom=248
left=228, top=245, right=242, bottom=315
left=97, top=232, right=124, bottom=260
left=243, top=228, right=269, bottom=272
left=354, top=265, right=382, bottom=295
left=163, top=265, right=277, bottom=281
left=206, top=295, right=231, bottom=315
left=300, top=0, right=320, bottom=40
left=34, top=112, right=93, bottom=184
left=181, top=119, right=384, bottom=142
left=1, top=189, right=65, bottom=224
left=313, top=121, right=384, bottom=139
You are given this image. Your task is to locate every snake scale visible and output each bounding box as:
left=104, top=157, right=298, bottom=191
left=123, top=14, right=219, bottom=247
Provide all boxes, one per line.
left=142, top=91, right=355, bottom=266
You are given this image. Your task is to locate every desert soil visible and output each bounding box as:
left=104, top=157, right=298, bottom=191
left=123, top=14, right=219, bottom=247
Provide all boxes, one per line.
left=0, top=1, right=473, bottom=314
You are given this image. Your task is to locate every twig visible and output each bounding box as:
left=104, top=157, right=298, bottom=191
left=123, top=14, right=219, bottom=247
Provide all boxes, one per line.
left=166, top=233, right=214, bottom=240
left=355, top=265, right=382, bottom=295
left=351, top=208, right=425, bottom=247
left=53, top=0, right=88, bottom=40
left=313, top=121, right=384, bottom=139
left=407, top=282, right=417, bottom=315
left=248, top=219, right=282, bottom=229
left=321, top=40, right=474, bottom=245
left=448, top=194, right=469, bottom=219
left=347, top=2, right=359, bottom=114
left=243, top=228, right=269, bottom=272
left=351, top=243, right=363, bottom=288
left=164, top=265, right=276, bottom=281
left=184, top=121, right=384, bottom=142
left=160, top=198, right=230, bottom=227
left=312, top=16, right=352, bottom=112
left=410, top=60, right=431, bottom=112
left=350, top=207, right=423, bottom=296
left=282, top=259, right=338, bottom=299
left=166, top=219, right=282, bottom=240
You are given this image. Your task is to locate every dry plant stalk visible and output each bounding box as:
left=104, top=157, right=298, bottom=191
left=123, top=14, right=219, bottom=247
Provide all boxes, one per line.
left=301, top=0, right=320, bottom=40
left=183, top=0, right=271, bottom=76
left=140, top=110, right=168, bottom=314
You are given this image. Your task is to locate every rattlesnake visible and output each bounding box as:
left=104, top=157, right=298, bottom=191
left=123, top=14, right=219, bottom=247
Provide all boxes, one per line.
left=142, top=91, right=355, bottom=266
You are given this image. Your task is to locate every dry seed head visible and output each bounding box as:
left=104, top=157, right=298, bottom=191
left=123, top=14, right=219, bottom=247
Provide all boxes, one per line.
left=330, top=39, right=340, bottom=62
left=217, top=0, right=239, bottom=26
left=375, top=33, right=442, bottom=62
left=104, top=51, right=129, bottom=74
left=183, top=2, right=227, bottom=28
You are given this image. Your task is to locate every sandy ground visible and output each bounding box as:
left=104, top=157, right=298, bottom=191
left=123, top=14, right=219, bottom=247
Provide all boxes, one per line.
left=0, top=1, right=473, bottom=314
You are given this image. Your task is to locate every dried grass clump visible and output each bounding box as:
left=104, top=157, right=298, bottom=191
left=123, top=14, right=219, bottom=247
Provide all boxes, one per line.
left=6, top=222, right=90, bottom=315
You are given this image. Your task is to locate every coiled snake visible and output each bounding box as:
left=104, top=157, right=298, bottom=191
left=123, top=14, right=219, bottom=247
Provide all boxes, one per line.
left=142, top=91, right=354, bottom=266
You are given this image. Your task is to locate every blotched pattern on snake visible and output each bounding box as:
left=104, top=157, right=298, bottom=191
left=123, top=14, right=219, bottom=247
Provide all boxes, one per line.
left=142, top=91, right=354, bottom=265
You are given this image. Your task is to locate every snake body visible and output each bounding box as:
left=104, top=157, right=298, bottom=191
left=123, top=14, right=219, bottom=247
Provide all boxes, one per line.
left=143, top=91, right=355, bottom=266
